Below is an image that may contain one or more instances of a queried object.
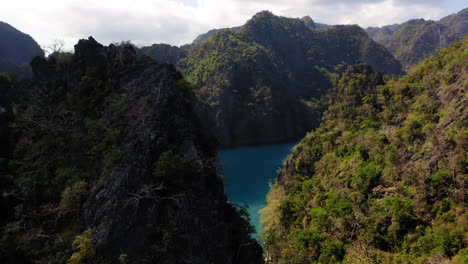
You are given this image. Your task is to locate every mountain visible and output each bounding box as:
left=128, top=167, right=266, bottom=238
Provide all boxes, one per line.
left=439, top=8, right=468, bottom=35
left=140, top=43, right=188, bottom=65
left=301, top=16, right=331, bottom=29
left=366, top=24, right=400, bottom=43
left=382, top=19, right=461, bottom=69
left=191, top=16, right=332, bottom=45
left=145, top=11, right=403, bottom=148
left=0, top=21, right=42, bottom=65
left=0, top=37, right=263, bottom=264
left=192, top=26, right=242, bottom=44
left=261, top=37, right=467, bottom=263
left=366, top=9, right=467, bottom=69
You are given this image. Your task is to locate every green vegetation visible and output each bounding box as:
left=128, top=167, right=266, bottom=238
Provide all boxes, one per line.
left=261, top=38, right=468, bottom=263
left=144, top=11, right=403, bottom=147
left=68, top=230, right=96, bottom=264
left=439, top=8, right=468, bottom=35
left=139, top=43, right=187, bottom=65
left=0, top=50, right=131, bottom=262
left=0, top=38, right=263, bottom=264
left=367, top=18, right=463, bottom=70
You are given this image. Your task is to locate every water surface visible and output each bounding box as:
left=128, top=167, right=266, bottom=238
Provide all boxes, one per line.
left=219, top=142, right=296, bottom=239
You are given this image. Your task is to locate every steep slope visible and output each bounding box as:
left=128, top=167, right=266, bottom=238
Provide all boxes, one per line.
left=261, top=38, right=467, bottom=263
left=383, top=19, right=462, bottom=69
left=439, top=8, right=468, bottom=35
left=192, top=27, right=242, bottom=45
left=300, top=16, right=331, bottom=29
left=366, top=13, right=466, bottom=69
left=139, top=43, right=188, bottom=65
left=0, top=37, right=263, bottom=264
left=178, top=11, right=403, bottom=147
left=0, top=21, right=42, bottom=65
left=366, top=24, right=400, bottom=43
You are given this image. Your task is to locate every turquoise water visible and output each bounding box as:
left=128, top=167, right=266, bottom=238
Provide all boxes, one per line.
left=219, top=142, right=296, bottom=239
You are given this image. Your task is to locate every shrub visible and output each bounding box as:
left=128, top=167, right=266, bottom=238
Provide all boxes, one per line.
left=318, top=242, right=345, bottom=263
left=68, top=230, right=95, bottom=264
left=59, top=181, right=88, bottom=212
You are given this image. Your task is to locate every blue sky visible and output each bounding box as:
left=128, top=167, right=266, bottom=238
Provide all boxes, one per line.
left=0, top=0, right=465, bottom=50
left=447, top=0, right=466, bottom=13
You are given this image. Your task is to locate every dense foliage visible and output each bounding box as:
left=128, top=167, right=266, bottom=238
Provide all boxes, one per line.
left=439, top=8, right=468, bottom=35
left=383, top=20, right=461, bottom=69
left=261, top=38, right=467, bottom=263
left=366, top=10, right=467, bottom=70
left=0, top=38, right=262, bottom=264
left=154, top=11, right=403, bottom=147
left=192, top=27, right=242, bottom=45
left=139, top=43, right=188, bottom=66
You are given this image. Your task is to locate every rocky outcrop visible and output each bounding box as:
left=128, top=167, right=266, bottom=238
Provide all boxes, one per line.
left=144, top=12, right=400, bottom=148
left=366, top=9, right=467, bottom=69
left=146, top=12, right=403, bottom=148
left=439, top=8, right=468, bottom=35
left=182, top=11, right=402, bottom=148
left=382, top=19, right=461, bottom=69
left=139, top=43, right=188, bottom=65
left=192, top=27, right=242, bottom=45
left=366, top=24, right=400, bottom=43
left=0, top=37, right=263, bottom=264
left=300, top=16, right=331, bottom=29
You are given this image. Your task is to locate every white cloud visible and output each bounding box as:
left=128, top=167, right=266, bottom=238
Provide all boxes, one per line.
left=0, top=0, right=461, bottom=50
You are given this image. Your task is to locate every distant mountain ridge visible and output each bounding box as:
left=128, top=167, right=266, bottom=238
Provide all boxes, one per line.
left=143, top=11, right=403, bottom=148
left=192, top=26, right=242, bottom=44
left=300, top=16, right=331, bottom=29
left=0, top=21, right=41, bottom=65
left=439, top=7, right=468, bottom=35
left=366, top=8, right=467, bottom=69
left=0, top=21, right=42, bottom=77
left=192, top=16, right=331, bottom=45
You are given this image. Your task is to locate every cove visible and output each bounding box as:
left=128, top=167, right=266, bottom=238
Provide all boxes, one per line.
left=219, top=142, right=296, bottom=239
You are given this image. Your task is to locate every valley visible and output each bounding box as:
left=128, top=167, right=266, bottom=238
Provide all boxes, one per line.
left=0, top=4, right=466, bottom=264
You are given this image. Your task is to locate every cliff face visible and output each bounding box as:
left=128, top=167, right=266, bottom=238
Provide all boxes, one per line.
left=0, top=37, right=263, bottom=264
left=261, top=38, right=467, bottom=263
left=366, top=24, right=400, bottom=43
left=139, top=43, right=188, bottom=66
left=382, top=19, right=462, bottom=69
left=439, top=8, right=468, bottom=35
left=192, top=27, right=242, bottom=45
left=146, top=11, right=403, bottom=148
left=366, top=12, right=466, bottom=69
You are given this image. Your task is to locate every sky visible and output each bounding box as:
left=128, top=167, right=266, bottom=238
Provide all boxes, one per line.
left=0, top=0, right=466, bottom=50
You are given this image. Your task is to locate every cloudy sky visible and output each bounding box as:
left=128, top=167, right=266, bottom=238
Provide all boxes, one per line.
left=1, top=0, right=466, bottom=50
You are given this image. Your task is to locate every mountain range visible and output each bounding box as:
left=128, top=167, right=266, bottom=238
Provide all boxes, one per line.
left=366, top=8, right=467, bottom=69
left=143, top=11, right=403, bottom=148
left=0, top=6, right=467, bottom=264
